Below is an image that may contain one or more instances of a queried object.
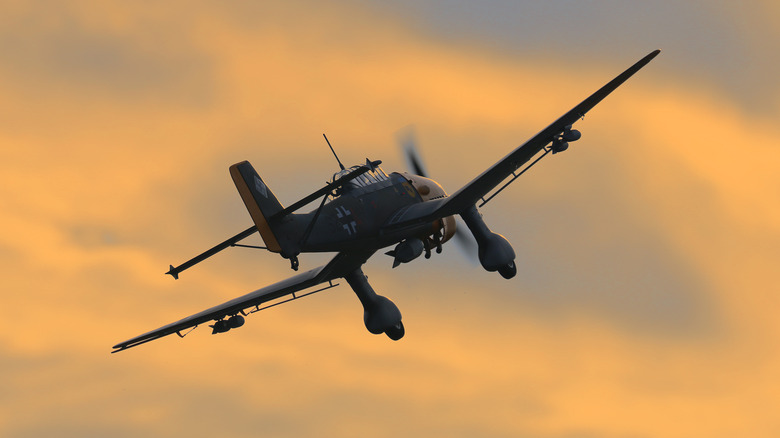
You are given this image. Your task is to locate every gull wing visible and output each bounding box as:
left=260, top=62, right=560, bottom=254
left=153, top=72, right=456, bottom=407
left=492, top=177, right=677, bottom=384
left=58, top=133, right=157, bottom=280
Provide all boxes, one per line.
left=383, top=50, right=660, bottom=232
left=112, top=250, right=373, bottom=353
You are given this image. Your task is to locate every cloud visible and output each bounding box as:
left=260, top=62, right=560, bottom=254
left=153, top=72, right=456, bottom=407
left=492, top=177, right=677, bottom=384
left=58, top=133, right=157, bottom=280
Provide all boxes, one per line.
left=0, top=1, right=779, bottom=437
left=359, top=0, right=780, bottom=113
left=0, top=0, right=215, bottom=107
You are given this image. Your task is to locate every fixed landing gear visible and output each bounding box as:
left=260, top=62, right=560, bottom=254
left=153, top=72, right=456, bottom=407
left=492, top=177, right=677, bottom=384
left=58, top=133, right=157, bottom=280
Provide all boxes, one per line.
left=385, top=321, right=405, bottom=341
left=498, top=261, right=517, bottom=279
left=345, top=268, right=405, bottom=340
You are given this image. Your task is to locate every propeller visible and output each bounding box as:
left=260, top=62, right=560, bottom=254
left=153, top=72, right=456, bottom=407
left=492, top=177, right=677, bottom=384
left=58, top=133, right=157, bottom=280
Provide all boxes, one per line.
left=399, top=128, right=428, bottom=178
left=397, top=127, right=479, bottom=262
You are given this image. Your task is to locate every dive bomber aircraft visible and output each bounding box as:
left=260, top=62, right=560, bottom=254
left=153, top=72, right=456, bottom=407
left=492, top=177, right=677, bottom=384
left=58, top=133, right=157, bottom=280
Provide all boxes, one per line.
left=112, top=49, right=660, bottom=352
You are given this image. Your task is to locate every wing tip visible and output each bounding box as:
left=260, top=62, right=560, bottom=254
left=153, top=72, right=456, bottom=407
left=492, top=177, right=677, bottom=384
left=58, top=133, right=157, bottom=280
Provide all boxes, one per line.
left=111, top=343, right=129, bottom=353
left=636, top=49, right=661, bottom=68
left=644, top=49, right=661, bottom=63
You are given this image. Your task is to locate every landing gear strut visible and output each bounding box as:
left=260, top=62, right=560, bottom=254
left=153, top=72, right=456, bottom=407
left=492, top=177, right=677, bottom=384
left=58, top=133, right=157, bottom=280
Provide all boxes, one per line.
left=345, top=268, right=404, bottom=340
left=460, top=205, right=517, bottom=278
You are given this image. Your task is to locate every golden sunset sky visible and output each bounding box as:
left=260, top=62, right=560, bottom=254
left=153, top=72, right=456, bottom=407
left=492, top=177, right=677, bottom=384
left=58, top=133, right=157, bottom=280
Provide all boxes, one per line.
left=1, top=1, right=779, bottom=437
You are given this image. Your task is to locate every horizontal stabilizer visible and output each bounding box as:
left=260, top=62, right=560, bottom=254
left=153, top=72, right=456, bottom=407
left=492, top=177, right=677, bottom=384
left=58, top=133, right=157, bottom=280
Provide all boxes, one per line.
left=165, top=226, right=257, bottom=280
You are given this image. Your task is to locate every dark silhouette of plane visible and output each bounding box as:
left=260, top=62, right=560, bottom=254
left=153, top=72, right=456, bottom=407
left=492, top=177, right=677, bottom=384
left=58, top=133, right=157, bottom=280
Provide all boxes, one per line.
left=112, top=50, right=660, bottom=353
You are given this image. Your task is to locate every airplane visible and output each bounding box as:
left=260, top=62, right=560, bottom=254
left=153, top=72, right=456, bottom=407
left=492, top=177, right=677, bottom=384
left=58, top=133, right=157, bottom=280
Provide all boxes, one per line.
left=112, top=49, right=660, bottom=353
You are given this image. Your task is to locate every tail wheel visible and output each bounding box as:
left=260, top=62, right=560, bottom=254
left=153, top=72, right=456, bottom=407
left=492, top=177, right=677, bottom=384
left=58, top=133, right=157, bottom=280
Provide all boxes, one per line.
left=385, top=321, right=405, bottom=341
left=498, top=261, right=517, bottom=279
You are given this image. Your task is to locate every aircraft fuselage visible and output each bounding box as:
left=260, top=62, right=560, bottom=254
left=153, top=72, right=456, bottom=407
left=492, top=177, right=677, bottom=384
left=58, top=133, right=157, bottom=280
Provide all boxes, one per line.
left=291, top=171, right=445, bottom=253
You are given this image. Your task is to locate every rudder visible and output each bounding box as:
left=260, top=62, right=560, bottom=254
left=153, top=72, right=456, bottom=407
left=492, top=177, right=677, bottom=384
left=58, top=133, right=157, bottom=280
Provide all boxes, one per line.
left=229, top=161, right=285, bottom=254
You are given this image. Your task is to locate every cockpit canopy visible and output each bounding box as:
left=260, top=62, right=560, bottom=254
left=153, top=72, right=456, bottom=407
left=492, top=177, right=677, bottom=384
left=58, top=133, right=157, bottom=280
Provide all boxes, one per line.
left=332, top=165, right=390, bottom=190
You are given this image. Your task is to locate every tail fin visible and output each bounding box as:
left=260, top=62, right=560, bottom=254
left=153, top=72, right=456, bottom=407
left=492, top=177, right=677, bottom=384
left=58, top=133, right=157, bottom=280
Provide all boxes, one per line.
left=229, top=161, right=285, bottom=254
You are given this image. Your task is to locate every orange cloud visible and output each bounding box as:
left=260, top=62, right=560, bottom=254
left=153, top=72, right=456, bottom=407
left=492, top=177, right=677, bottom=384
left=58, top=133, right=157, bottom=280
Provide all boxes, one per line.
left=0, top=1, right=779, bottom=437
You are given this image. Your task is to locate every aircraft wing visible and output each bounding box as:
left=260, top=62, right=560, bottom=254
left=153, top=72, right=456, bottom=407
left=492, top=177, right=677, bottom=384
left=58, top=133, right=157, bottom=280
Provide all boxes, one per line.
left=112, top=250, right=374, bottom=353
left=383, top=49, right=660, bottom=232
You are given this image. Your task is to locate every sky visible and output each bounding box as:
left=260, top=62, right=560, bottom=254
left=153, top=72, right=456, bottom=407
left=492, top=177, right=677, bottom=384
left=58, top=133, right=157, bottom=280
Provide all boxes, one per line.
left=1, top=0, right=779, bottom=436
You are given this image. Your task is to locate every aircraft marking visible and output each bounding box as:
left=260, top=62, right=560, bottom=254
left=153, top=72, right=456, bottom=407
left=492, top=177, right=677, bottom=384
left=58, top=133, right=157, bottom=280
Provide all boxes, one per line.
left=343, top=221, right=358, bottom=235
left=253, top=175, right=268, bottom=198
left=335, top=206, right=351, bottom=219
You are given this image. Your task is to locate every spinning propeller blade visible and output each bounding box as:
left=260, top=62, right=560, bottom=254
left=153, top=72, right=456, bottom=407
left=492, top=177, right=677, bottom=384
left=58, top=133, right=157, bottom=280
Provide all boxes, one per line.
left=398, top=127, right=479, bottom=262
left=399, top=127, right=428, bottom=178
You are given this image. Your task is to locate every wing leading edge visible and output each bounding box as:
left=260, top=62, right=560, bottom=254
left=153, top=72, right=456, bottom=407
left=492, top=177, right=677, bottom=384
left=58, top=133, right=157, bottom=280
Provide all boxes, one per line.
left=112, top=250, right=374, bottom=353
left=383, top=49, right=660, bottom=231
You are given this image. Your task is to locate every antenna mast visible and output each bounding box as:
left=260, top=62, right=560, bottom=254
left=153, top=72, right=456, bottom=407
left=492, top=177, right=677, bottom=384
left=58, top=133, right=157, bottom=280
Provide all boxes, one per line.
left=323, top=134, right=346, bottom=170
